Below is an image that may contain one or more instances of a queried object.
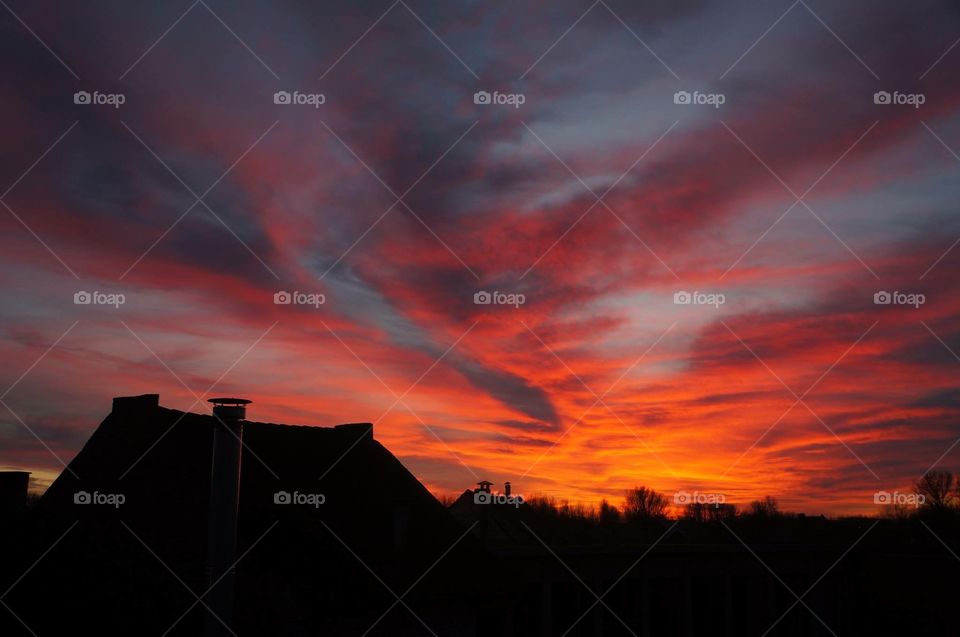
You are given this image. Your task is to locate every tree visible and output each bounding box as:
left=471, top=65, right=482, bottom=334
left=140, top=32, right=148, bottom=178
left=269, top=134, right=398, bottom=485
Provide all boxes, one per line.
left=747, top=496, right=780, bottom=518
left=709, top=503, right=738, bottom=521
left=684, top=502, right=737, bottom=522
left=915, top=471, right=955, bottom=510
left=598, top=499, right=621, bottom=525
left=623, top=486, right=667, bottom=521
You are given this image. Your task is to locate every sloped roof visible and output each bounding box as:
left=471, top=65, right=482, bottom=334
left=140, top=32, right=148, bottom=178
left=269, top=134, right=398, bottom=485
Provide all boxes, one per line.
left=21, top=394, right=485, bottom=634
left=42, top=394, right=472, bottom=559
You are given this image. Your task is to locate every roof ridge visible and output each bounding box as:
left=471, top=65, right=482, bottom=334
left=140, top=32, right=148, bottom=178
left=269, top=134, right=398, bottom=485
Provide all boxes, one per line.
left=152, top=405, right=373, bottom=434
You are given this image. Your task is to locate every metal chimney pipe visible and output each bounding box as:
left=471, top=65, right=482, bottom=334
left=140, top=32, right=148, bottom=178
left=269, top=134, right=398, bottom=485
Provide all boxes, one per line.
left=504, top=481, right=511, bottom=497
left=204, top=398, right=250, bottom=637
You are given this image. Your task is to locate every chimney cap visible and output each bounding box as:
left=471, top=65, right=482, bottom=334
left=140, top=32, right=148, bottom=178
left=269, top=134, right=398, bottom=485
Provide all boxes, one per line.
left=208, top=398, right=252, bottom=406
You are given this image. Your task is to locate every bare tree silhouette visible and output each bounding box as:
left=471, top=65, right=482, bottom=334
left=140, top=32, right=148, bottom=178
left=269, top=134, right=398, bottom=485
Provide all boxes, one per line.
left=623, top=486, right=668, bottom=521
left=915, top=471, right=956, bottom=510
left=747, top=496, right=781, bottom=518
left=598, top=498, right=621, bottom=524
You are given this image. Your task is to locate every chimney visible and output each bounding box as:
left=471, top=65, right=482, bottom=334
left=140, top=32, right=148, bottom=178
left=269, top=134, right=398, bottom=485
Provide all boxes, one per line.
left=504, top=481, right=511, bottom=497
left=204, top=398, right=250, bottom=637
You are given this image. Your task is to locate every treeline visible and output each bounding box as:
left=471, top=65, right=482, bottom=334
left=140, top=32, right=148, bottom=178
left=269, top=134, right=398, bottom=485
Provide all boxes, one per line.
left=522, top=489, right=783, bottom=525
left=518, top=469, right=960, bottom=524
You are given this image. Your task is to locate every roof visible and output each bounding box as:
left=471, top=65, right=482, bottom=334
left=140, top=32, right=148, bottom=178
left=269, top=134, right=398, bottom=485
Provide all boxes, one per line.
left=42, top=396, right=458, bottom=547
left=24, top=395, right=486, bottom=633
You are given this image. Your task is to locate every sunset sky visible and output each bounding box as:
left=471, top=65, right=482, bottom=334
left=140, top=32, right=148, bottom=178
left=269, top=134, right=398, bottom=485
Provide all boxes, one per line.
left=2, top=0, right=960, bottom=515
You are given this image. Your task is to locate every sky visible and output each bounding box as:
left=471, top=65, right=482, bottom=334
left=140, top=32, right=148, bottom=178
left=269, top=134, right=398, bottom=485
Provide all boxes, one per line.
left=1, top=0, right=960, bottom=515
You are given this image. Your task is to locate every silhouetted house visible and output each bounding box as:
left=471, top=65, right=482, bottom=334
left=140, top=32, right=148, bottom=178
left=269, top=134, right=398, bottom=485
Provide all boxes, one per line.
left=450, top=481, right=531, bottom=545
left=2, top=395, right=488, bottom=636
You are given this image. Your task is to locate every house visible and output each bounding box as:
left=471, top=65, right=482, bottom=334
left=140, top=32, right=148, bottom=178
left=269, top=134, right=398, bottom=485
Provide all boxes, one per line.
left=2, top=394, right=493, bottom=636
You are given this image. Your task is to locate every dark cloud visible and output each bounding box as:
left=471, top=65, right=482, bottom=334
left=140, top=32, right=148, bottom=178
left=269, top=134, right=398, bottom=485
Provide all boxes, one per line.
left=454, top=356, right=560, bottom=425
left=911, top=388, right=960, bottom=410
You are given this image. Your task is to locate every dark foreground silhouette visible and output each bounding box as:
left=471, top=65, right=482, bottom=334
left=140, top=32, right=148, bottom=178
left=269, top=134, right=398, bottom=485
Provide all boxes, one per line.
left=1, top=395, right=958, bottom=636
